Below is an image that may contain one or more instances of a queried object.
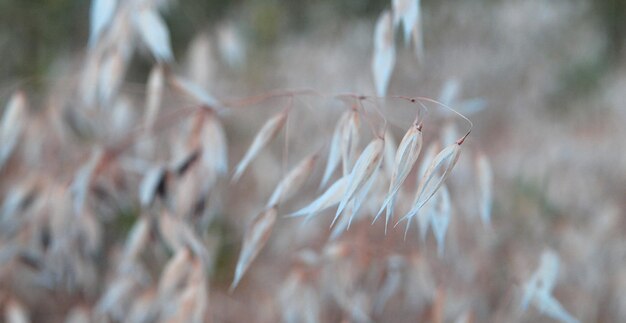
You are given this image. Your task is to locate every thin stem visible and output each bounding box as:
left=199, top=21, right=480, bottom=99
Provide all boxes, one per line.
left=393, top=95, right=473, bottom=144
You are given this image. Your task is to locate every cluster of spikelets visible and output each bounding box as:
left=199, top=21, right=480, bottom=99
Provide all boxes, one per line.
left=0, top=0, right=584, bottom=322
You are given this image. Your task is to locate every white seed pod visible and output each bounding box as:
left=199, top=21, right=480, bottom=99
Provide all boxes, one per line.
left=135, top=8, right=173, bottom=62
left=289, top=175, right=349, bottom=220
left=400, top=142, right=461, bottom=225
left=231, top=207, right=277, bottom=291
left=0, top=91, right=27, bottom=169
left=372, top=10, right=396, bottom=97
left=476, top=152, right=493, bottom=227
left=89, top=0, right=117, bottom=47
left=336, top=138, right=384, bottom=219
left=232, top=109, right=288, bottom=182
left=375, top=121, right=422, bottom=231
left=267, top=154, right=317, bottom=207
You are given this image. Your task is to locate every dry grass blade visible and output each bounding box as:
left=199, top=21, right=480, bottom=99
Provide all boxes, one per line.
left=476, top=152, right=493, bottom=227
left=135, top=8, right=173, bottom=62
left=375, top=121, right=422, bottom=232
left=336, top=138, right=384, bottom=220
left=267, top=154, right=318, bottom=207
left=231, top=207, right=278, bottom=291
left=232, top=109, right=288, bottom=182
left=398, top=142, right=461, bottom=227
left=0, top=91, right=27, bottom=169
left=372, top=10, right=395, bottom=97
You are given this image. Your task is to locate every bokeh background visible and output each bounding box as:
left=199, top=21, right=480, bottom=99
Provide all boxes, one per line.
left=1, top=0, right=626, bottom=322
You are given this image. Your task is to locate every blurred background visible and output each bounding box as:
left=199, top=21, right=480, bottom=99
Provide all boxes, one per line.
left=1, top=0, right=626, bottom=322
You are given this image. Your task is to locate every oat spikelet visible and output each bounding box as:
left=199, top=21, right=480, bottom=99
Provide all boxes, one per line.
left=399, top=141, right=461, bottom=227
left=336, top=138, right=384, bottom=220
left=334, top=164, right=380, bottom=229
left=375, top=121, right=422, bottom=232
left=521, top=250, right=579, bottom=323
left=321, top=111, right=349, bottom=188
left=476, top=152, right=493, bottom=227
left=392, top=0, right=420, bottom=44
left=372, top=10, right=396, bottom=97
left=231, top=207, right=278, bottom=291
left=340, top=110, right=360, bottom=175
left=135, top=8, right=173, bottom=62
left=288, top=175, right=349, bottom=220
left=232, top=109, right=288, bottom=182
left=383, top=128, right=398, bottom=177
left=267, top=154, right=317, bottom=207
left=89, top=0, right=117, bottom=47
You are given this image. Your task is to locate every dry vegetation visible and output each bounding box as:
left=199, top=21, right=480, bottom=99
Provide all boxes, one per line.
left=1, top=0, right=625, bottom=322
